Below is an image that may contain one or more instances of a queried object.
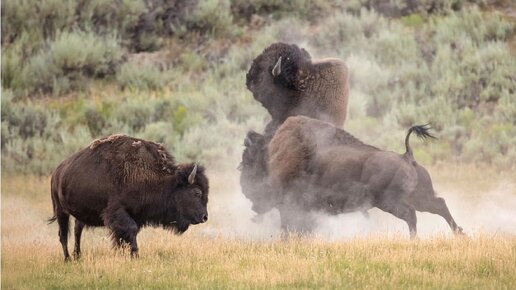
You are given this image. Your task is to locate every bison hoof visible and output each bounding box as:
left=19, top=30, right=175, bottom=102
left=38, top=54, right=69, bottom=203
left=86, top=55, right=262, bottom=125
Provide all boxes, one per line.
left=455, top=226, right=465, bottom=236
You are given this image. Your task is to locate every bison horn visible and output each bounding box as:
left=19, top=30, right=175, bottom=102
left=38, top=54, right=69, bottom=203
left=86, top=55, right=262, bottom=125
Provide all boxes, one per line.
left=272, top=56, right=282, bottom=76
left=244, top=135, right=253, bottom=147
left=188, top=164, right=198, bottom=184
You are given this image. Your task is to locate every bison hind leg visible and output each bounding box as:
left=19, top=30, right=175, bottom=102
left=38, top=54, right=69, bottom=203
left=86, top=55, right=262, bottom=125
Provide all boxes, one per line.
left=412, top=197, right=463, bottom=235
left=56, top=212, right=71, bottom=261
left=376, top=197, right=417, bottom=238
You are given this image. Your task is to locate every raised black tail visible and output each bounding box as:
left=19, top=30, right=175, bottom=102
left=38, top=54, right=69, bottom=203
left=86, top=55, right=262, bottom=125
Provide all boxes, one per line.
left=405, top=124, right=436, bottom=158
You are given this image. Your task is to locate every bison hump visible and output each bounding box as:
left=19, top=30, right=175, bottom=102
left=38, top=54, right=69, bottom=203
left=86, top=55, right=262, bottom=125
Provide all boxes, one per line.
left=89, top=134, right=176, bottom=184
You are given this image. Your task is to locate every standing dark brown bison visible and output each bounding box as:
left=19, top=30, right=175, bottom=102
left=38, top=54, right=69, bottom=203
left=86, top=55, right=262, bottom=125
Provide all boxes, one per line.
left=241, top=43, right=349, bottom=221
left=267, top=116, right=463, bottom=237
left=49, top=134, right=209, bottom=260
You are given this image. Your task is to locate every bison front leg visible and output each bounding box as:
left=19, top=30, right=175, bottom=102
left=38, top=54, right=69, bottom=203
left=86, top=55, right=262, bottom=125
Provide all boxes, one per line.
left=104, top=207, right=140, bottom=258
left=279, top=205, right=316, bottom=236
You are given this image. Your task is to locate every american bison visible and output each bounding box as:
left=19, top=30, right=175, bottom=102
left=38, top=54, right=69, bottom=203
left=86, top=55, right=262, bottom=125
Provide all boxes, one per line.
left=246, top=42, right=349, bottom=137
left=241, top=43, right=349, bottom=220
left=49, top=134, right=209, bottom=260
left=267, top=116, right=463, bottom=237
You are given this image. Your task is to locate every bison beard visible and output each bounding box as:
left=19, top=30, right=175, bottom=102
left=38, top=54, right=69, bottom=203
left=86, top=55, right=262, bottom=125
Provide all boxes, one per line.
left=49, top=134, right=209, bottom=261
left=267, top=116, right=464, bottom=237
left=241, top=43, right=349, bottom=223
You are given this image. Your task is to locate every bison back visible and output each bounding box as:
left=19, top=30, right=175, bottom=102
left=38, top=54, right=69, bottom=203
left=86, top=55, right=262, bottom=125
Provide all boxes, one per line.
left=267, top=116, right=376, bottom=189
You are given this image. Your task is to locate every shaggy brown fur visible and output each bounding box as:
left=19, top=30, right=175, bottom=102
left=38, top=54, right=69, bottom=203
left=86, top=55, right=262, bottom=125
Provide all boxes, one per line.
left=89, top=134, right=176, bottom=183
left=246, top=43, right=349, bottom=133
left=49, top=135, right=209, bottom=260
left=267, top=116, right=463, bottom=237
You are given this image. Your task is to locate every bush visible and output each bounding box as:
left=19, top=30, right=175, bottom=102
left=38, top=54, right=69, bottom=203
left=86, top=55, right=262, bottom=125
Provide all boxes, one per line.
left=187, top=0, right=235, bottom=37
left=21, top=30, right=124, bottom=95
left=116, top=61, right=166, bottom=91
left=231, top=0, right=344, bottom=22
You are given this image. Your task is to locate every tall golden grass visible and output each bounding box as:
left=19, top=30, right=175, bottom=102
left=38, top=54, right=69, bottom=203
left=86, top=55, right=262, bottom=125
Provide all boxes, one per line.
left=2, top=165, right=515, bottom=289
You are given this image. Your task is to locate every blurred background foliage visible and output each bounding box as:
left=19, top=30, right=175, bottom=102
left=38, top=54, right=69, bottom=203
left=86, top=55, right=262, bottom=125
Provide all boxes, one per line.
left=1, top=0, right=515, bottom=174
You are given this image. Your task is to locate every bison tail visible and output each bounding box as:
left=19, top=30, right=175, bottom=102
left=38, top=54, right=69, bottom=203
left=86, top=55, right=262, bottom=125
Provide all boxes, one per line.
left=47, top=216, right=57, bottom=224
left=404, top=124, right=437, bottom=158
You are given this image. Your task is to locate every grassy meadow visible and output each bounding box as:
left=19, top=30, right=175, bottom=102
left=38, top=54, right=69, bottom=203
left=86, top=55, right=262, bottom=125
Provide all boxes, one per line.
left=2, top=165, right=516, bottom=289
left=2, top=0, right=516, bottom=289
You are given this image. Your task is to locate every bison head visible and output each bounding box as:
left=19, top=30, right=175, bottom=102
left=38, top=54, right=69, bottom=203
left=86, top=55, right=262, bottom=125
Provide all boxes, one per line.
left=169, top=163, right=209, bottom=233
left=246, top=42, right=312, bottom=121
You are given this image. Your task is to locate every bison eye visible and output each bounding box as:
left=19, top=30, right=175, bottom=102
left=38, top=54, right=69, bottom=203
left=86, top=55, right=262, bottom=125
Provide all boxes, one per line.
left=194, top=189, right=202, bottom=198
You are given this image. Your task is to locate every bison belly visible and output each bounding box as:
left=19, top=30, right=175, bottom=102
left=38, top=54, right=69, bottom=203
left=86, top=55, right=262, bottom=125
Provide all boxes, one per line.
left=308, top=147, right=374, bottom=212
left=56, top=152, right=115, bottom=226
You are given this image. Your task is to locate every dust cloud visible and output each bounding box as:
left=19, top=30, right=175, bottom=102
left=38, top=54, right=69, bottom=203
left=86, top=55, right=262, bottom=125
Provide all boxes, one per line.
left=202, top=170, right=516, bottom=240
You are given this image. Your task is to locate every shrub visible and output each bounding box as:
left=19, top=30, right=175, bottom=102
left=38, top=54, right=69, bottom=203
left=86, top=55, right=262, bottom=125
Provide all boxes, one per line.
left=231, top=0, right=343, bottom=22
left=187, top=0, right=235, bottom=37
left=22, top=30, right=124, bottom=95
left=1, top=45, right=24, bottom=92
left=116, top=61, right=166, bottom=91
left=1, top=0, right=76, bottom=45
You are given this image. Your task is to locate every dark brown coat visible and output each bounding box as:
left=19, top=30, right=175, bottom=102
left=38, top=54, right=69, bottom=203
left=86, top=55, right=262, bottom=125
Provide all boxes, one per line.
left=267, top=116, right=463, bottom=237
left=49, top=134, right=209, bottom=260
left=246, top=43, right=349, bottom=136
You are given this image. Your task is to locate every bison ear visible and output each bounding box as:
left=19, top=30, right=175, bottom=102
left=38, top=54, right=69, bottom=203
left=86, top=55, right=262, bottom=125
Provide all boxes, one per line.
left=271, top=56, right=282, bottom=77
left=188, top=164, right=198, bottom=184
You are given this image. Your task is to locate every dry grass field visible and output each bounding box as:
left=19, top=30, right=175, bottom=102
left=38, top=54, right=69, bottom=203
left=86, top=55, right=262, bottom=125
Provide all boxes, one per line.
left=2, top=164, right=515, bottom=289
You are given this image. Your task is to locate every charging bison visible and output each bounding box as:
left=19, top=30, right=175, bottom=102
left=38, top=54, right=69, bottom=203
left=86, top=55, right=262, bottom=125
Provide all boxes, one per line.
left=49, top=134, right=209, bottom=260
left=267, top=116, right=463, bottom=237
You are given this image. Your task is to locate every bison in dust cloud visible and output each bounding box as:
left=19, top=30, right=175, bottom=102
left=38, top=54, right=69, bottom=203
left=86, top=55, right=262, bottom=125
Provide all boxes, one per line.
left=266, top=116, right=464, bottom=237
left=246, top=42, right=349, bottom=138
left=241, top=43, right=349, bottom=221
left=49, top=134, right=209, bottom=260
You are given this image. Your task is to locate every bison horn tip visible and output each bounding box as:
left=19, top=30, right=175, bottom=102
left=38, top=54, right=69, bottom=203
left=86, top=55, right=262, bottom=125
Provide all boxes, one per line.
left=272, top=56, right=282, bottom=76
left=244, top=135, right=253, bottom=147
left=188, top=164, right=198, bottom=184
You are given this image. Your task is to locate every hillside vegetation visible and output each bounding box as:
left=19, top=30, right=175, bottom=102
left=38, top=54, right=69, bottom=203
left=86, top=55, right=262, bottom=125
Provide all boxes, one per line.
left=2, top=0, right=515, bottom=175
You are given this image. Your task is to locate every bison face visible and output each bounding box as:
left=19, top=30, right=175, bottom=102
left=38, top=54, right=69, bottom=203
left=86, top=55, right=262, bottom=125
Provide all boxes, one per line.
left=246, top=43, right=311, bottom=120
left=170, top=164, right=209, bottom=232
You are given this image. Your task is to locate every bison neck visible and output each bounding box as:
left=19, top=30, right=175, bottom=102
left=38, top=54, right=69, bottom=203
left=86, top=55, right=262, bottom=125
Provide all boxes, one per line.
left=124, top=182, right=180, bottom=228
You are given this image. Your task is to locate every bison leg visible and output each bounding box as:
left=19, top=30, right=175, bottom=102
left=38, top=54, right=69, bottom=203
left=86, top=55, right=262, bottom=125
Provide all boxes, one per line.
left=377, top=199, right=417, bottom=238
left=57, top=212, right=71, bottom=261
left=105, top=207, right=140, bottom=257
left=413, top=197, right=463, bottom=235
left=279, top=206, right=316, bottom=235
left=73, top=220, right=85, bottom=259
